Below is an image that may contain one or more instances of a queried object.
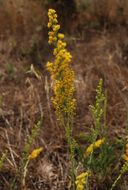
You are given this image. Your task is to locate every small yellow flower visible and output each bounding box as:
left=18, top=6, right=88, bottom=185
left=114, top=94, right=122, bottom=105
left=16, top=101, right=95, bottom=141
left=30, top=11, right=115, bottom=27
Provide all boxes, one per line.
left=28, top=147, right=43, bottom=160
left=53, top=25, right=60, bottom=32
left=94, top=138, right=105, bottom=148
left=85, top=138, right=105, bottom=156
left=58, top=33, right=65, bottom=39
left=85, top=144, right=94, bottom=155
left=47, top=22, right=52, bottom=28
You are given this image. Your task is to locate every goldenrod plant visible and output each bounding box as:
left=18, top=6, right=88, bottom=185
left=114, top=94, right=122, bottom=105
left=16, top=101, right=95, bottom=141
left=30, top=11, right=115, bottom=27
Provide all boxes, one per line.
left=74, top=79, right=117, bottom=189
left=22, top=147, right=43, bottom=189
left=23, top=120, right=42, bottom=160
left=10, top=120, right=43, bottom=190
left=47, top=9, right=76, bottom=124
left=90, top=79, right=105, bottom=138
left=86, top=79, right=107, bottom=165
left=19, top=120, right=43, bottom=179
left=47, top=8, right=76, bottom=189
left=80, top=80, right=107, bottom=174
left=87, top=80, right=115, bottom=178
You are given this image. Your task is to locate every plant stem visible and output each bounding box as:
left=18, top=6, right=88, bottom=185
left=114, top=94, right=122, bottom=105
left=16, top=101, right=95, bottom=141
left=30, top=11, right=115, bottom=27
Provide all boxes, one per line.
left=65, top=121, right=75, bottom=190
left=110, top=173, right=122, bottom=190
left=22, top=160, right=29, bottom=189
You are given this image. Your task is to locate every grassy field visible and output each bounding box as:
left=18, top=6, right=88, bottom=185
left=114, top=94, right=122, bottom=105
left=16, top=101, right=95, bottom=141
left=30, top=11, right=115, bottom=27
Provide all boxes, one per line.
left=0, top=1, right=128, bottom=190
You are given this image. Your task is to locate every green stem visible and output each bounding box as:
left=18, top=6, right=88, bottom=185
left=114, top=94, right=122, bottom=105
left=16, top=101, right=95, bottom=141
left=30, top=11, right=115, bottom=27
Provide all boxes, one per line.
left=110, top=173, right=122, bottom=190
left=22, top=160, right=29, bottom=189
left=65, top=120, right=75, bottom=190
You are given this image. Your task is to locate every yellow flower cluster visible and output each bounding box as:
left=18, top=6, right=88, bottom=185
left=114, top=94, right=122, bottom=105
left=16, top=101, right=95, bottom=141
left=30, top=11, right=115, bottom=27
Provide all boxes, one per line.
left=85, top=138, right=105, bottom=156
left=48, top=9, right=60, bottom=44
left=75, top=172, right=89, bottom=190
left=28, top=147, right=43, bottom=160
left=47, top=9, right=76, bottom=122
left=122, top=143, right=128, bottom=161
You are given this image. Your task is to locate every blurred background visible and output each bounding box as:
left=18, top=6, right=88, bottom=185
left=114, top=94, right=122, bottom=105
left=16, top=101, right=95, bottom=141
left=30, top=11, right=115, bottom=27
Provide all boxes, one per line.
left=1, top=0, right=128, bottom=52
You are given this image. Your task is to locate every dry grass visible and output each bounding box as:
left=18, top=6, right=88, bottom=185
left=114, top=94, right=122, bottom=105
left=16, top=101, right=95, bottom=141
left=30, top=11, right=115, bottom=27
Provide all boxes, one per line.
left=0, top=0, right=46, bottom=36
left=72, top=28, right=128, bottom=137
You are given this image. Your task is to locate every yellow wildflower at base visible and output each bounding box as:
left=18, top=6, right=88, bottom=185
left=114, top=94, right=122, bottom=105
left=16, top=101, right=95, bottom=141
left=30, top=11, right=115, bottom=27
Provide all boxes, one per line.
left=86, top=144, right=94, bottom=155
left=28, top=147, right=43, bottom=160
left=95, top=138, right=105, bottom=148
left=85, top=138, right=105, bottom=156
left=75, top=172, right=89, bottom=190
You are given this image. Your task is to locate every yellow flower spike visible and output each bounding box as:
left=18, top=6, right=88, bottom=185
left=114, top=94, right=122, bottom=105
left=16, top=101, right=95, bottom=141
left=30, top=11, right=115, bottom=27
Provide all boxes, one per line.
left=28, top=147, right=43, bottom=160
left=49, top=9, right=56, bottom=14
left=94, top=138, right=105, bottom=148
left=48, top=9, right=56, bottom=18
left=47, top=8, right=76, bottom=122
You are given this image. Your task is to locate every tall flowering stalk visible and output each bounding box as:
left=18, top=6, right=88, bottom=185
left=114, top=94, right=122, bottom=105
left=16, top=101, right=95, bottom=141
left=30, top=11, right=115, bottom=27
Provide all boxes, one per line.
left=47, top=9, right=76, bottom=189
left=47, top=9, right=76, bottom=125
